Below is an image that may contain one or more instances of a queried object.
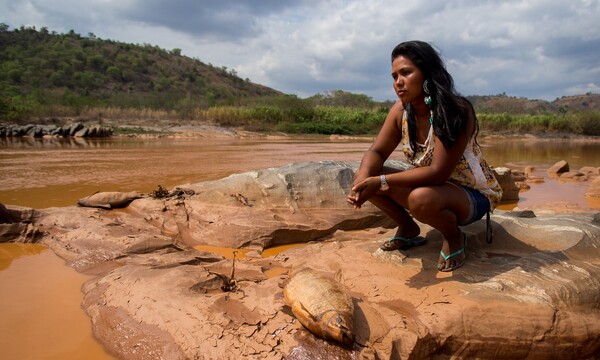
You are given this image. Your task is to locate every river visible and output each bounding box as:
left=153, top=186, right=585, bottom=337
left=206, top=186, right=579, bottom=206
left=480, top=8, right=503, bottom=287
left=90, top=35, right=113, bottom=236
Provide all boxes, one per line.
left=0, top=134, right=599, bottom=359
left=1, top=134, right=599, bottom=210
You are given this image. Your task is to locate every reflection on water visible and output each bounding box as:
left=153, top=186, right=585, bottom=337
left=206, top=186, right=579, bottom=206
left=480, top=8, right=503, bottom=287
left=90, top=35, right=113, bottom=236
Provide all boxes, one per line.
left=0, top=135, right=374, bottom=209
left=194, top=244, right=252, bottom=260
left=1, top=135, right=598, bottom=210
left=480, top=137, right=600, bottom=171
left=0, top=243, right=115, bottom=360
left=478, top=138, right=600, bottom=210
left=0, top=136, right=116, bottom=149
left=0, top=242, right=47, bottom=271
left=193, top=242, right=307, bottom=260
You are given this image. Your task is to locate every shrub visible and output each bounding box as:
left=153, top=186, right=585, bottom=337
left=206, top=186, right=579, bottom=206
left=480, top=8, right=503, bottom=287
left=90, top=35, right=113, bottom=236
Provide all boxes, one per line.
left=477, top=113, right=582, bottom=134
left=570, top=111, right=600, bottom=135
left=106, top=66, right=122, bottom=80
left=276, top=122, right=352, bottom=135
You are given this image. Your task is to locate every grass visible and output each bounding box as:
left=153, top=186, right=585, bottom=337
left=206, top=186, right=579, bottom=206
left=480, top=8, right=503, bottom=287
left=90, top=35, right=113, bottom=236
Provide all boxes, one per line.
left=477, top=112, right=600, bottom=136
left=2, top=102, right=599, bottom=137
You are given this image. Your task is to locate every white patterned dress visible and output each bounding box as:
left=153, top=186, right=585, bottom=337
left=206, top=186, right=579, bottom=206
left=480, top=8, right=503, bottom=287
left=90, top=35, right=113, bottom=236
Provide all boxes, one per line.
left=399, top=111, right=503, bottom=210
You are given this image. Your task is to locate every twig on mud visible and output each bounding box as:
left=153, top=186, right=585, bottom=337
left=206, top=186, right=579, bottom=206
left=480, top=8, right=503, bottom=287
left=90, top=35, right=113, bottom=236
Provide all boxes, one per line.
left=151, top=185, right=170, bottom=199
left=221, top=251, right=239, bottom=292
left=231, top=193, right=253, bottom=207
left=175, top=199, right=190, bottom=222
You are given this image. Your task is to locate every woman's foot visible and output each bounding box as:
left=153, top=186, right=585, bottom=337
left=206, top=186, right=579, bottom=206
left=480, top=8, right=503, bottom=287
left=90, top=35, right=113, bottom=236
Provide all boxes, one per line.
left=437, top=233, right=467, bottom=272
left=380, top=235, right=427, bottom=251
left=380, top=223, right=423, bottom=251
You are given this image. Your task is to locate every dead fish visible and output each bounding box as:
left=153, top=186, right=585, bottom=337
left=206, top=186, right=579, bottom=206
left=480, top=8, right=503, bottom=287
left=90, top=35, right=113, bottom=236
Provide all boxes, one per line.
left=77, top=191, right=145, bottom=209
left=283, top=267, right=354, bottom=345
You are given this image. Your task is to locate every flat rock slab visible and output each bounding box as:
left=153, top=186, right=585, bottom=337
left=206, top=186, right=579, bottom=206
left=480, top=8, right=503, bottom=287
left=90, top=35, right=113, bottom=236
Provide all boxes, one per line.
left=3, top=161, right=600, bottom=359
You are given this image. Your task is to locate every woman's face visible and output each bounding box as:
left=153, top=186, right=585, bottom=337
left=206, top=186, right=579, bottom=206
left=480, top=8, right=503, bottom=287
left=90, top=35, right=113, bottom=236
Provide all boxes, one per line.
left=391, top=55, right=426, bottom=104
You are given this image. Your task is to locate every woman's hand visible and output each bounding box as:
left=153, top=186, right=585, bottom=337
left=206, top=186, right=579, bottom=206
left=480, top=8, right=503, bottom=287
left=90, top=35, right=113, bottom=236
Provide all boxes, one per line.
left=347, top=176, right=379, bottom=209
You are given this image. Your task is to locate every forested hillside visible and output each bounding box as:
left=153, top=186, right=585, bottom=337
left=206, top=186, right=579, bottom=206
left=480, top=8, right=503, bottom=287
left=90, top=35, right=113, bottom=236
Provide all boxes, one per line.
left=1, top=24, right=598, bottom=136
left=0, top=24, right=280, bottom=120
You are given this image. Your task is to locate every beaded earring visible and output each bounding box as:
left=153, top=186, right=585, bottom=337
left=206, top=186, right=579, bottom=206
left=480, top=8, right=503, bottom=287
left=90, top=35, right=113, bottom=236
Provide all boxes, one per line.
left=423, top=80, right=433, bottom=124
left=423, top=80, right=432, bottom=106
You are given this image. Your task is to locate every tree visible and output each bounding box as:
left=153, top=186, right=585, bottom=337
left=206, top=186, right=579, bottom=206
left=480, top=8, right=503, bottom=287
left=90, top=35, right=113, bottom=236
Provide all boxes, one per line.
left=8, top=68, right=23, bottom=83
left=50, top=70, right=66, bottom=86
left=87, top=54, right=104, bottom=70
left=74, top=71, right=97, bottom=89
left=106, top=66, right=122, bottom=80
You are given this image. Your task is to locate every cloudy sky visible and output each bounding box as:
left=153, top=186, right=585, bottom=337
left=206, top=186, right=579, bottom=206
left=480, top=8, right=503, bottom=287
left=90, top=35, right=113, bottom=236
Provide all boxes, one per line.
left=2, top=0, right=599, bottom=101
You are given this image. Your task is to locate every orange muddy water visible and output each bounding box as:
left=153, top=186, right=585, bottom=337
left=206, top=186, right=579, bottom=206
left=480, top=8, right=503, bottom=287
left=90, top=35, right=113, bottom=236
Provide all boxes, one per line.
left=1, top=134, right=599, bottom=359
left=1, top=135, right=599, bottom=210
left=0, top=243, right=115, bottom=359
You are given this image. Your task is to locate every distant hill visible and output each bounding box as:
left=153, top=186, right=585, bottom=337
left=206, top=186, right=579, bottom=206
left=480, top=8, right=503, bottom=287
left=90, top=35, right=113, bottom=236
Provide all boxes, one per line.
left=552, top=94, right=600, bottom=112
left=467, top=93, right=600, bottom=114
left=0, top=24, right=280, bottom=113
left=1, top=24, right=598, bottom=136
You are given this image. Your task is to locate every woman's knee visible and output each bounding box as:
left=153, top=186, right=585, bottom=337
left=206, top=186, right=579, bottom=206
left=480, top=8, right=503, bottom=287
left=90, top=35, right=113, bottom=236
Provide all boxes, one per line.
left=407, top=187, right=439, bottom=218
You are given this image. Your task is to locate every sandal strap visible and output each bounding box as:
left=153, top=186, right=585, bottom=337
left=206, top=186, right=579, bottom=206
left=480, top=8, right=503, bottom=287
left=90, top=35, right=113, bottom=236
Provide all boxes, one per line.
left=440, top=247, right=464, bottom=261
left=382, top=236, right=411, bottom=247
left=389, top=236, right=413, bottom=243
left=440, top=233, right=467, bottom=260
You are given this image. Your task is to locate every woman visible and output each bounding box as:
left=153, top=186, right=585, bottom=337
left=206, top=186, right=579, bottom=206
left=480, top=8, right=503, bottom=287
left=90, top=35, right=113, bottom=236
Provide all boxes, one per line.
left=347, top=40, right=502, bottom=272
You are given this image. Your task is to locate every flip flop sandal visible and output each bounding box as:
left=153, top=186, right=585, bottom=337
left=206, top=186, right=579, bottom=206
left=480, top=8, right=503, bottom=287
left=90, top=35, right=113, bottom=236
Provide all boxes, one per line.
left=438, top=233, right=467, bottom=272
left=380, top=236, right=427, bottom=251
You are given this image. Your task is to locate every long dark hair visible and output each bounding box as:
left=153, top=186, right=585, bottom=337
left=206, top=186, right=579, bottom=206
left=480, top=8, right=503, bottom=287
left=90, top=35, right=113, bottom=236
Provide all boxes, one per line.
left=391, top=40, right=478, bottom=151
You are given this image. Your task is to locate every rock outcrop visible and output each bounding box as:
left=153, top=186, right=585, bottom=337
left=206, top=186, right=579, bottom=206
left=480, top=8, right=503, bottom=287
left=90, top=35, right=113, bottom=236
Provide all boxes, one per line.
left=547, top=160, right=570, bottom=176
left=0, top=203, right=43, bottom=243
left=3, top=160, right=600, bottom=359
left=492, top=167, right=520, bottom=201
left=0, top=122, right=113, bottom=138
left=587, top=177, right=600, bottom=198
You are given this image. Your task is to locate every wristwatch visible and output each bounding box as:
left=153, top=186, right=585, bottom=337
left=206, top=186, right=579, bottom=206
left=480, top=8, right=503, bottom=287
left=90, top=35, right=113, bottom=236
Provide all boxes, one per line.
left=379, top=174, right=389, bottom=191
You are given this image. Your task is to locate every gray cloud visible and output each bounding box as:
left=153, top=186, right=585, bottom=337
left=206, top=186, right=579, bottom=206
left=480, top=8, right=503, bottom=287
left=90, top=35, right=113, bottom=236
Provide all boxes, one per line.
left=1, top=0, right=599, bottom=101
left=122, top=0, right=305, bottom=41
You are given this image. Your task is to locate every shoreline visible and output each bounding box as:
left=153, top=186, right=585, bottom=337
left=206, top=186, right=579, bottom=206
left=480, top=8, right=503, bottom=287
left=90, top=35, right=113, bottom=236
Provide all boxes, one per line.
left=112, top=125, right=600, bottom=142
left=3, top=120, right=600, bottom=141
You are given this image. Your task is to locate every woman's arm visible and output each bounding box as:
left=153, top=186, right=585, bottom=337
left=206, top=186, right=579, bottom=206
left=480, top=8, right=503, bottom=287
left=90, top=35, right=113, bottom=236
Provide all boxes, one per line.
left=353, top=101, right=404, bottom=181
left=347, top=101, right=403, bottom=208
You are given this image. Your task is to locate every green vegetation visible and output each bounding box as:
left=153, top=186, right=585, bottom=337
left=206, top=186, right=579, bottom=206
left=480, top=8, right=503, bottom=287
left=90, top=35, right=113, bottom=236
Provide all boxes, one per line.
left=190, top=97, right=390, bottom=134
left=0, top=24, right=279, bottom=120
left=477, top=112, right=600, bottom=136
left=1, top=24, right=599, bottom=136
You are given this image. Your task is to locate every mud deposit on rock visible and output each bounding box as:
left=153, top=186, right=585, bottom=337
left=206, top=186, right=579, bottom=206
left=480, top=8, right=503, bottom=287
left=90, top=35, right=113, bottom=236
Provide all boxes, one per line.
left=2, top=160, right=600, bottom=359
